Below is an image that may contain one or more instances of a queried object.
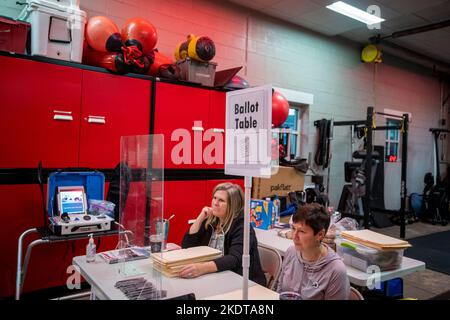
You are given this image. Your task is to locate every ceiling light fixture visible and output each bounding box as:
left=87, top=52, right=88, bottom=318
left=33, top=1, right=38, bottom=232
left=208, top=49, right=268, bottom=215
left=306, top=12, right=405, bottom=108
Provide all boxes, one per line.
left=326, top=1, right=385, bottom=25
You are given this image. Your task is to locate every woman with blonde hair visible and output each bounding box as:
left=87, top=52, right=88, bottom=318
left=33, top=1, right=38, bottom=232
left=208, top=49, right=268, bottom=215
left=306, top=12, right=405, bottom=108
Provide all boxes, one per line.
left=180, top=182, right=266, bottom=286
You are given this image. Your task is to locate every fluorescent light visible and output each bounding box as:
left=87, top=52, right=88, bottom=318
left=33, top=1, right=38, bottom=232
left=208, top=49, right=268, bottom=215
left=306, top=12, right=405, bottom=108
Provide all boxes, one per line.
left=326, top=1, right=385, bottom=25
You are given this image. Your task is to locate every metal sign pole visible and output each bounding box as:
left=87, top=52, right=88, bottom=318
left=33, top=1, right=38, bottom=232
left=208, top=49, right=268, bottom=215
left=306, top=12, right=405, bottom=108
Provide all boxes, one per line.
left=225, top=84, right=272, bottom=301
left=242, top=176, right=252, bottom=300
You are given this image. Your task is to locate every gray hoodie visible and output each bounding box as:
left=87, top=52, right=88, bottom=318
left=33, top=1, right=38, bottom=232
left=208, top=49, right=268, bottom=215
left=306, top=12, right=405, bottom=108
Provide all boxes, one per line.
left=276, top=244, right=350, bottom=300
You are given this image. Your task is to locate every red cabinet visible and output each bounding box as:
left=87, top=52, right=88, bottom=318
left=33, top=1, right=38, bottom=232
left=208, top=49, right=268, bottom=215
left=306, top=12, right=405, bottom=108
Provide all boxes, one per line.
left=0, top=56, right=82, bottom=168
left=164, top=179, right=244, bottom=246
left=79, top=71, right=150, bottom=168
left=206, top=91, right=226, bottom=169
left=164, top=180, right=207, bottom=245
left=0, top=54, right=238, bottom=298
left=0, top=56, right=151, bottom=170
left=0, top=57, right=149, bottom=298
left=153, top=82, right=228, bottom=170
left=0, top=184, right=117, bottom=296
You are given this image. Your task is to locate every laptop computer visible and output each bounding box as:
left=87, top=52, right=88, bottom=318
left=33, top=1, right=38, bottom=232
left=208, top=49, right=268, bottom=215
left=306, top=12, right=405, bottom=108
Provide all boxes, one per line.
left=214, top=66, right=242, bottom=87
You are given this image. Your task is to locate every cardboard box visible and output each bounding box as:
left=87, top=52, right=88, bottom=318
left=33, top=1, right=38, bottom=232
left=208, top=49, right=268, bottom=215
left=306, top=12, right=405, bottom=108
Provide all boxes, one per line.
left=252, top=166, right=305, bottom=199
left=176, top=58, right=217, bottom=86
left=250, top=199, right=275, bottom=230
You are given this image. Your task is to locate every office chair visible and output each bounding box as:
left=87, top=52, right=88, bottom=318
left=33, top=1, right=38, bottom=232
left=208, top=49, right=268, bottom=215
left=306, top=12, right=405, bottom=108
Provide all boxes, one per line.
left=257, top=244, right=283, bottom=291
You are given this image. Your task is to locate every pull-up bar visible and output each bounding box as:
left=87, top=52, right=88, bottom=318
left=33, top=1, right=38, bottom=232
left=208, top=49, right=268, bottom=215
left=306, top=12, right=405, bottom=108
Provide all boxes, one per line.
left=374, top=111, right=405, bottom=119
left=373, top=126, right=402, bottom=131
left=430, top=128, right=450, bottom=133
left=333, top=120, right=367, bottom=126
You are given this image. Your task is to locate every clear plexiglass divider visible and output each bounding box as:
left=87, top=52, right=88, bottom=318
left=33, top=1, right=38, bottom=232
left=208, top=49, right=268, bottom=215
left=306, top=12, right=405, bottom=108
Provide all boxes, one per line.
left=115, top=134, right=165, bottom=300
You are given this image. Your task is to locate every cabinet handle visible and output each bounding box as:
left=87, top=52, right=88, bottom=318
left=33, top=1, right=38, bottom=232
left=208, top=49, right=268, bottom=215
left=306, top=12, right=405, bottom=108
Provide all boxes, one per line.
left=53, top=114, right=73, bottom=121
left=53, top=110, right=73, bottom=121
left=192, top=126, right=204, bottom=132
left=212, top=128, right=225, bottom=133
left=87, top=116, right=106, bottom=124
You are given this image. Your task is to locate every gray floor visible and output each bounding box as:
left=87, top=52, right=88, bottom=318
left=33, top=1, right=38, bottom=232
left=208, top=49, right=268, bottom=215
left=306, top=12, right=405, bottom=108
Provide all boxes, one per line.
left=373, top=222, right=450, bottom=300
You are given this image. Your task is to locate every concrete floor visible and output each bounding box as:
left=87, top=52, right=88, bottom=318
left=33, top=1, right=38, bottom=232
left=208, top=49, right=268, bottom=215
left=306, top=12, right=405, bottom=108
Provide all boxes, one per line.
left=373, top=222, right=450, bottom=300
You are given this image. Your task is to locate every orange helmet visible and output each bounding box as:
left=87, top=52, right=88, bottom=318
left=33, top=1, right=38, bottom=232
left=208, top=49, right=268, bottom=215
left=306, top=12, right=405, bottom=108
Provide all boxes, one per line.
left=85, top=16, right=122, bottom=52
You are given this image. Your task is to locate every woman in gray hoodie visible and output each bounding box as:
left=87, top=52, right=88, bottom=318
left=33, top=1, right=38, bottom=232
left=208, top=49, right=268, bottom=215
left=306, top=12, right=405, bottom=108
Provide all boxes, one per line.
left=277, top=203, right=350, bottom=300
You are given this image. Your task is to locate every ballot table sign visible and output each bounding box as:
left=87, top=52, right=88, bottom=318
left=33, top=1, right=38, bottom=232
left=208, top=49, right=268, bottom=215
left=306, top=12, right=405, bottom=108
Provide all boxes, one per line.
left=225, top=84, right=272, bottom=178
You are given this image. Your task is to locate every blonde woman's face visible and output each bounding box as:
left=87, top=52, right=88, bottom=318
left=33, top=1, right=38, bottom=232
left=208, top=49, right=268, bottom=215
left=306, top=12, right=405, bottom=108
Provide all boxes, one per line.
left=211, top=190, right=228, bottom=220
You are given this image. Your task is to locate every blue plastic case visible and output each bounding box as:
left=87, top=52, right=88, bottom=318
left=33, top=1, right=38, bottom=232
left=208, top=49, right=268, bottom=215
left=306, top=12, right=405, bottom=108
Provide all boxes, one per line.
left=47, top=171, right=105, bottom=217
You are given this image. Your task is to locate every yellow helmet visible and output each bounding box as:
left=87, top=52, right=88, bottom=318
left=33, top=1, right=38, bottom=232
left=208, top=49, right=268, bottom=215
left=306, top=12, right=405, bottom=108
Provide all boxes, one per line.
left=361, top=44, right=382, bottom=63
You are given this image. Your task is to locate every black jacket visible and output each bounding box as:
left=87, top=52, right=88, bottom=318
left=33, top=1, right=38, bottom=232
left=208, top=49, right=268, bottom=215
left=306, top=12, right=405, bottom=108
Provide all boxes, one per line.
left=182, top=214, right=266, bottom=286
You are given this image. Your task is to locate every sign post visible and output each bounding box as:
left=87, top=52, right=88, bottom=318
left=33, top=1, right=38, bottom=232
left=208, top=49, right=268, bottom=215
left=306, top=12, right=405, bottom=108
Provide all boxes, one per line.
left=225, top=84, right=273, bottom=300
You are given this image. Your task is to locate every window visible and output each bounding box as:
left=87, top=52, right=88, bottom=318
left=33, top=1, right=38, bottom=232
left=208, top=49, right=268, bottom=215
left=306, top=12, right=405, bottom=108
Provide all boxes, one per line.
left=277, top=106, right=308, bottom=160
left=272, top=86, right=312, bottom=160
left=283, top=108, right=301, bottom=158
left=385, top=118, right=400, bottom=162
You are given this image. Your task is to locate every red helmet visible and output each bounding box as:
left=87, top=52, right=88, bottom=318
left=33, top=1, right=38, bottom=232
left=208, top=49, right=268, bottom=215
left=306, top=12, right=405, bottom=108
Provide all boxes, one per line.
left=121, top=17, right=157, bottom=55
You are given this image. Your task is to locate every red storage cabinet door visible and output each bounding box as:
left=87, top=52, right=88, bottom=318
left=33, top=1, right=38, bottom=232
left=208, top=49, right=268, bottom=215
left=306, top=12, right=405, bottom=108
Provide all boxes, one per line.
left=154, top=82, right=210, bottom=169
left=0, top=56, right=82, bottom=168
left=79, top=71, right=151, bottom=168
left=164, top=180, right=207, bottom=245
left=0, top=185, right=43, bottom=297
left=207, top=91, right=226, bottom=169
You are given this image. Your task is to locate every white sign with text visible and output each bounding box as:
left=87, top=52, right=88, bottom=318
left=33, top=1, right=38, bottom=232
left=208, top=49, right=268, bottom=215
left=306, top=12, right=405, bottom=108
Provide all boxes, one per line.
left=225, top=84, right=272, bottom=178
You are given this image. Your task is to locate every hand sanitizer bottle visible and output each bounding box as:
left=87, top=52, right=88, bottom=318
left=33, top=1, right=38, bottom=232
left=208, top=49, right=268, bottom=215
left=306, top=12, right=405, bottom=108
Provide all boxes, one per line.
left=86, top=233, right=96, bottom=263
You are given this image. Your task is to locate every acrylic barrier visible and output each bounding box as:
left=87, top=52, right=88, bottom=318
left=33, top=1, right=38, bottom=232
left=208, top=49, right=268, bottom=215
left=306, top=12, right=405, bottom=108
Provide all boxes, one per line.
left=116, top=134, right=165, bottom=299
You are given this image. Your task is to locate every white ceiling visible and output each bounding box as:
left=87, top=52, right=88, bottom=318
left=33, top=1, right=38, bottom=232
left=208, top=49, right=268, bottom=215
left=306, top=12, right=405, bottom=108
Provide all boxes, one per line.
left=228, top=0, right=450, bottom=67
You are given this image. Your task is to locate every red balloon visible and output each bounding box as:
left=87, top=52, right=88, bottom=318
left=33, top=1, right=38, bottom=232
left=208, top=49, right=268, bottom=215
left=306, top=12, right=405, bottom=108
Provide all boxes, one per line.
left=272, top=91, right=289, bottom=127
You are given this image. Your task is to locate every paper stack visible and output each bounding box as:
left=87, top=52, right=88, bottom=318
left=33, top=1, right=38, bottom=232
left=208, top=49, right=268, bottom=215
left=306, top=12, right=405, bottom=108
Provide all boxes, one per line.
left=99, top=247, right=150, bottom=264
left=151, top=246, right=222, bottom=277
left=341, top=229, right=411, bottom=250
left=204, top=285, right=280, bottom=300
